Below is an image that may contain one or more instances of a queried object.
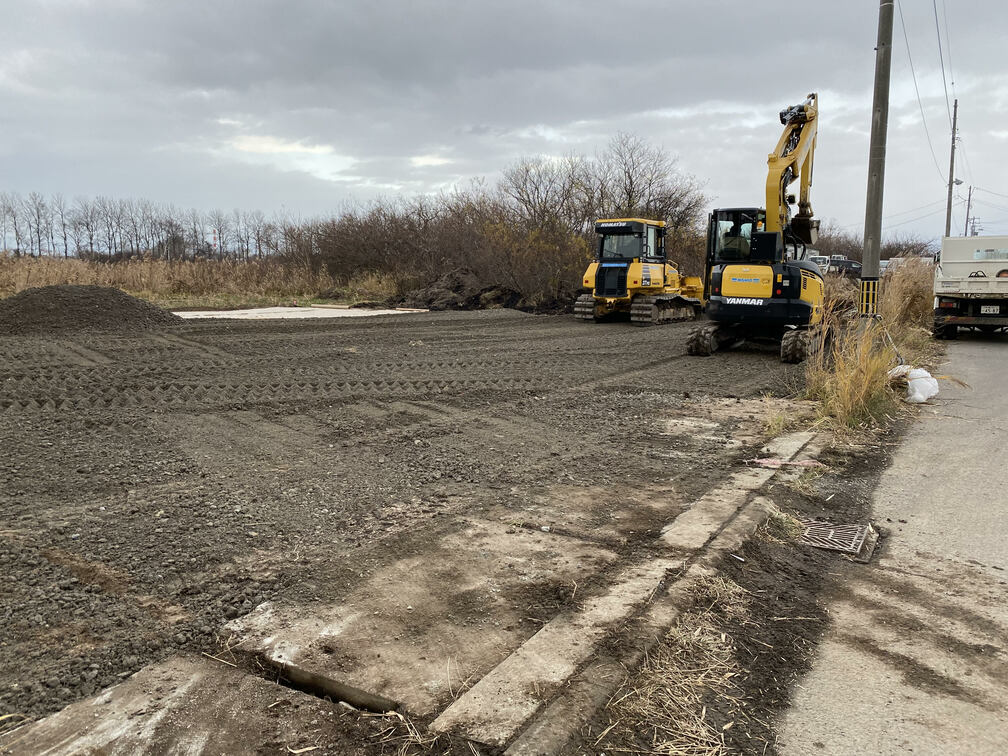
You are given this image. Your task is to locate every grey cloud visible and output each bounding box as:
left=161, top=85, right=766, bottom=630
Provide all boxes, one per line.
left=2, top=1, right=1006, bottom=236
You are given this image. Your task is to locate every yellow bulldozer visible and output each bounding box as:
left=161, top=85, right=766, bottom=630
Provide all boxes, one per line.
left=574, top=218, right=704, bottom=325
left=686, top=93, right=826, bottom=362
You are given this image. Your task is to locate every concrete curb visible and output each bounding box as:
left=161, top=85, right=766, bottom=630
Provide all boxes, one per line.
left=432, top=430, right=823, bottom=752
left=504, top=496, right=777, bottom=756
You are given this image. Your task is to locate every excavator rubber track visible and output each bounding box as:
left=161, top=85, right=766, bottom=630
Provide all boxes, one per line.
left=686, top=322, right=721, bottom=355
left=780, top=325, right=827, bottom=363
left=573, top=294, right=597, bottom=322
left=630, top=295, right=702, bottom=326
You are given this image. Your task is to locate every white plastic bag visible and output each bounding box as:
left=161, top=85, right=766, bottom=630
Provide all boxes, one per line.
left=887, top=365, right=940, bottom=403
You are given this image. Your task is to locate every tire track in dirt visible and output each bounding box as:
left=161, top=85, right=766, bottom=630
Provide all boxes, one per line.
left=1, top=310, right=801, bottom=726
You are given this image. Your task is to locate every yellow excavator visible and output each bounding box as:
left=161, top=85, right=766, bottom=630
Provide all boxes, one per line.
left=686, top=93, right=825, bottom=362
left=574, top=218, right=704, bottom=325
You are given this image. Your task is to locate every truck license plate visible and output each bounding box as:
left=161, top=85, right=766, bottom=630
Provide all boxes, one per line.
left=981, top=305, right=1000, bottom=314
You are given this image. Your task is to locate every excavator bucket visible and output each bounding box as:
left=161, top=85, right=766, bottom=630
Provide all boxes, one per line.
left=791, top=216, right=820, bottom=246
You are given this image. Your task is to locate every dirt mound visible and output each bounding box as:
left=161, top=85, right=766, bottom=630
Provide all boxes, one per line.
left=0, top=285, right=183, bottom=335
left=393, top=270, right=522, bottom=312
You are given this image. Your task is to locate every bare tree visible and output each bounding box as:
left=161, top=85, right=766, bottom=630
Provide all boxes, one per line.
left=208, top=209, right=232, bottom=260
left=94, top=195, right=124, bottom=259
left=25, top=191, right=52, bottom=255
left=500, top=154, right=592, bottom=234
left=593, top=133, right=706, bottom=231
left=186, top=208, right=206, bottom=260
left=0, top=192, right=23, bottom=254
left=155, top=205, right=186, bottom=262
left=121, top=198, right=143, bottom=258
left=52, top=193, right=71, bottom=258
left=882, top=233, right=937, bottom=259
left=72, top=196, right=99, bottom=257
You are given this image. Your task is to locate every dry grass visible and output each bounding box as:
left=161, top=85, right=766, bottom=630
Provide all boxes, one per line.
left=0, top=255, right=341, bottom=309
left=316, top=270, right=400, bottom=304
left=879, top=258, right=934, bottom=326
left=822, top=273, right=858, bottom=315
left=805, top=260, right=938, bottom=430
left=362, top=710, right=449, bottom=756
left=760, top=504, right=806, bottom=543
left=805, top=320, right=898, bottom=428
left=597, top=577, right=753, bottom=756
left=762, top=410, right=791, bottom=438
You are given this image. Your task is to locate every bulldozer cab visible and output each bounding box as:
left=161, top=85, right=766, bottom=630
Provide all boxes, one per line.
left=595, top=219, right=665, bottom=262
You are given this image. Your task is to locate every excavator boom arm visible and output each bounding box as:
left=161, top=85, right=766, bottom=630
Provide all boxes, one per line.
left=765, top=93, right=818, bottom=244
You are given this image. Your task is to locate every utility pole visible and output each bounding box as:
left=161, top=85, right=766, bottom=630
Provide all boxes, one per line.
left=944, top=98, right=958, bottom=237
left=964, top=185, right=973, bottom=237
left=861, top=0, right=894, bottom=317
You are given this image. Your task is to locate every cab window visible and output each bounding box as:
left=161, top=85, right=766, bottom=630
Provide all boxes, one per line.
left=600, top=234, right=642, bottom=260
left=713, top=211, right=763, bottom=262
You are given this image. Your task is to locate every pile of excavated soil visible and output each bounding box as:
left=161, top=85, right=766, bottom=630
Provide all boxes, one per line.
left=394, top=269, right=523, bottom=311
left=0, top=285, right=183, bottom=335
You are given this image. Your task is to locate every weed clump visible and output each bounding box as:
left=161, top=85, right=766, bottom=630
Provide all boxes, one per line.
left=805, top=259, right=938, bottom=430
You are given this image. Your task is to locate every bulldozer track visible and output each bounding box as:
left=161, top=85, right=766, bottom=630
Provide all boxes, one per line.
left=0, top=376, right=548, bottom=415
left=573, top=294, right=596, bottom=321
left=630, top=295, right=701, bottom=326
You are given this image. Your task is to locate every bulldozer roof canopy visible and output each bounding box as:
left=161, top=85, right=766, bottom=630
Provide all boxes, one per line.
left=595, top=218, right=665, bottom=235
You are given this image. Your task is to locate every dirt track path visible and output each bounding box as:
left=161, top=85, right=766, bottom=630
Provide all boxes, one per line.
left=0, top=310, right=801, bottom=745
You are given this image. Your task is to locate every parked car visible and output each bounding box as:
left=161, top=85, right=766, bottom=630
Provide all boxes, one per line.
left=808, top=255, right=829, bottom=270
left=829, top=259, right=862, bottom=277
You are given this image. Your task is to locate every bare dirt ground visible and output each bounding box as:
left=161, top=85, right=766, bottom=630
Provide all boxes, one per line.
left=1, top=304, right=806, bottom=750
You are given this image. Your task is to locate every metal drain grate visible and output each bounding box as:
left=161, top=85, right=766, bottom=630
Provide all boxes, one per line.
left=800, top=520, right=875, bottom=558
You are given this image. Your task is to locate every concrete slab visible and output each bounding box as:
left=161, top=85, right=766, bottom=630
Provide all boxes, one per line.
left=429, top=431, right=814, bottom=749
left=226, top=518, right=618, bottom=716
left=660, top=431, right=814, bottom=551
left=0, top=657, right=326, bottom=755
left=483, top=482, right=682, bottom=546
left=174, top=306, right=422, bottom=320
left=504, top=498, right=775, bottom=756
left=429, top=558, right=681, bottom=746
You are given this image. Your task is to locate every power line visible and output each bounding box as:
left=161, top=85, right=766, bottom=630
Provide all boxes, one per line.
left=884, top=200, right=964, bottom=229
left=976, top=187, right=1008, bottom=201
left=941, top=0, right=956, bottom=97
left=896, top=0, right=946, bottom=183
left=973, top=197, right=1008, bottom=214
left=886, top=199, right=947, bottom=219
left=933, top=0, right=953, bottom=130
left=836, top=199, right=947, bottom=229
left=938, top=1, right=974, bottom=185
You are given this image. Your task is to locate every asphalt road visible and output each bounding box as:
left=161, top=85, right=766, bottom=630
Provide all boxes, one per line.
left=780, top=334, right=1008, bottom=755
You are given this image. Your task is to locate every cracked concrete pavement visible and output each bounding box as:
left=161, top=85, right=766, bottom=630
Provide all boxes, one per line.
left=780, top=334, right=1008, bottom=756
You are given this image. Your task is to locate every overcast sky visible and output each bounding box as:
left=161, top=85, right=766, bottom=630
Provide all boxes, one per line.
left=3, top=0, right=1006, bottom=240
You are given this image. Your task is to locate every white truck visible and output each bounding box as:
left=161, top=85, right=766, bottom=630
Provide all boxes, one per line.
left=933, top=235, right=1008, bottom=338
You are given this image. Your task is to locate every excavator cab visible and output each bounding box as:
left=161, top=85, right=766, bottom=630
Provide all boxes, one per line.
left=709, top=208, right=768, bottom=263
